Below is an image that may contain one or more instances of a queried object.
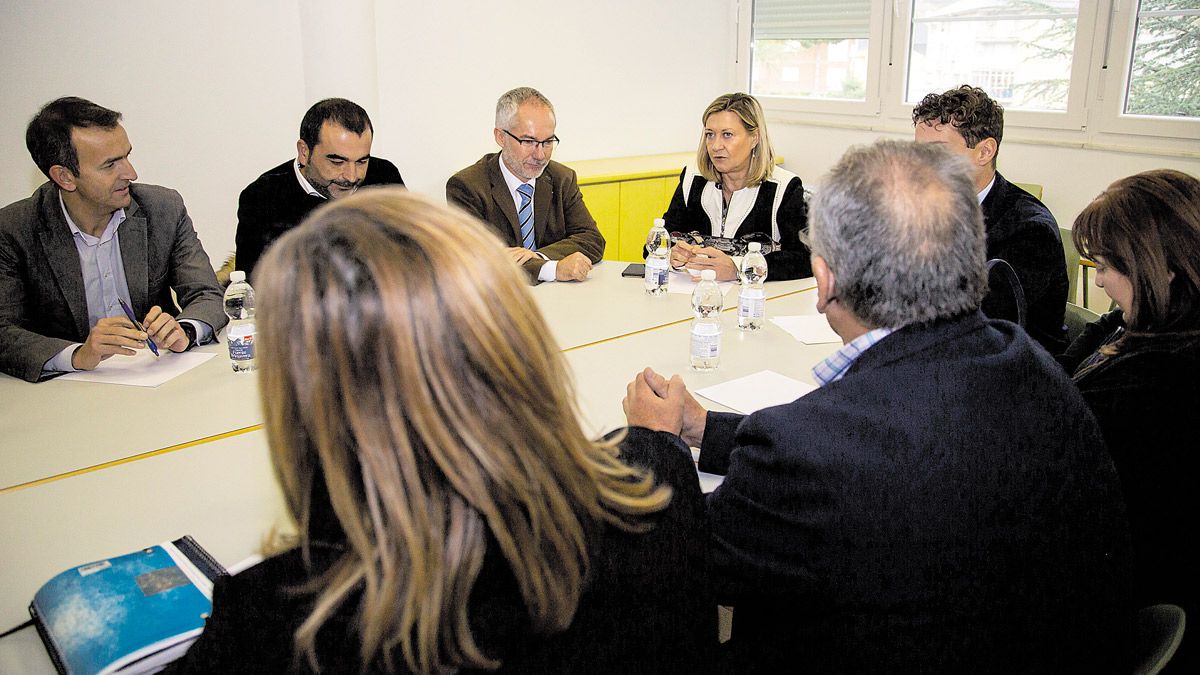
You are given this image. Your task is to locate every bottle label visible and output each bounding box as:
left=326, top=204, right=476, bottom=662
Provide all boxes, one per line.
left=645, top=256, right=669, bottom=287
left=738, top=290, right=765, bottom=319
left=228, top=325, right=255, bottom=361
left=690, top=327, right=721, bottom=358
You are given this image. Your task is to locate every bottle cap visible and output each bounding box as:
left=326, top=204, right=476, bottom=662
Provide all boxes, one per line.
left=700, top=269, right=717, bottom=281
left=230, top=270, right=246, bottom=283
left=748, top=242, right=761, bottom=252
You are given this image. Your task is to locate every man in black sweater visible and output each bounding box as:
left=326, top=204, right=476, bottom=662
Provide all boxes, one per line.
left=235, top=98, right=404, bottom=281
left=914, top=85, right=1068, bottom=353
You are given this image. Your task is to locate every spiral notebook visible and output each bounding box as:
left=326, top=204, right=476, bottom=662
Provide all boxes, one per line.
left=28, top=536, right=225, bottom=675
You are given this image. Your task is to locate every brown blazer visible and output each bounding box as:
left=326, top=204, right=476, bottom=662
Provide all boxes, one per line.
left=446, top=153, right=605, bottom=281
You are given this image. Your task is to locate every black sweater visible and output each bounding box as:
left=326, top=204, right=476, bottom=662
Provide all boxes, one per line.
left=1061, top=311, right=1200, bottom=671
left=234, top=158, right=404, bottom=281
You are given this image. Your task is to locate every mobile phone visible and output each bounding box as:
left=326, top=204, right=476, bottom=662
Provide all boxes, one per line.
left=622, top=263, right=646, bottom=277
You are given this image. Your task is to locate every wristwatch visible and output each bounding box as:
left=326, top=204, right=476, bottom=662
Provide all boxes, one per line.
left=180, top=321, right=198, bottom=349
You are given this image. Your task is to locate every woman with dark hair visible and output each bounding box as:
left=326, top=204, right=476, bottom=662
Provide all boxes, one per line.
left=1060, top=168, right=1200, bottom=670
left=168, top=189, right=714, bottom=673
left=662, top=92, right=812, bottom=281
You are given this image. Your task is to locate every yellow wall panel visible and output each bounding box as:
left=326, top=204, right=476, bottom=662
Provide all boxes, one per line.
left=580, top=183, right=621, bottom=261
left=618, top=178, right=672, bottom=262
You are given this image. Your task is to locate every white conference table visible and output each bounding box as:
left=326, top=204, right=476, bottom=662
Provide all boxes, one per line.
left=0, top=275, right=832, bottom=669
left=0, top=429, right=289, bottom=673
left=536, top=260, right=811, bottom=351
left=0, top=261, right=813, bottom=491
left=0, top=287, right=834, bottom=633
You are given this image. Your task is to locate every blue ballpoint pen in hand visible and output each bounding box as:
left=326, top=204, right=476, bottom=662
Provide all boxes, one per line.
left=117, top=297, right=160, bottom=357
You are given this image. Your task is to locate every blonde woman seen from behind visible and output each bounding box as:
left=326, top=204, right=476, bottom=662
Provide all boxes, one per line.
left=167, top=189, right=715, bottom=674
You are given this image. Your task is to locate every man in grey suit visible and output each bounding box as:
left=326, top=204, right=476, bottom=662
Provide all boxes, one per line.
left=446, top=87, right=604, bottom=283
left=0, top=97, right=226, bottom=382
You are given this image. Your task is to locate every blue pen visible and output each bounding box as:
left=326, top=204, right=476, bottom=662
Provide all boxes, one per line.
left=117, top=297, right=160, bottom=357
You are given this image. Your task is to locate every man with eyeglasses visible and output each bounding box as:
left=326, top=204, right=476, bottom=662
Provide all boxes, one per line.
left=447, top=87, right=604, bottom=283
left=235, top=98, right=405, bottom=281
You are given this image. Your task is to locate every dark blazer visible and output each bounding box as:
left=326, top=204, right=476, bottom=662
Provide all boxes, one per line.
left=446, top=154, right=605, bottom=282
left=662, top=167, right=813, bottom=281
left=1062, top=311, right=1200, bottom=672
left=167, top=431, right=715, bottom=674
left=0, top=182, right=226, bottom=382
left=689, top=312, right=1132, bottom=673
left=235, top=158, right=404, bottom=282
left=981, top=172, right=1069, bottom=353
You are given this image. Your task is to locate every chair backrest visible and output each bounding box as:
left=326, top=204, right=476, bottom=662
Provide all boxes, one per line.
left=1014, top=181, right=1045, bottom=201
left=985, top=258, right=1027, bottom=327
left=1063, top=302, right=1100, bottom=345
left=1133, top=603, right=1186, bottom=675
left=1061, top=227, right=1080, bottom=304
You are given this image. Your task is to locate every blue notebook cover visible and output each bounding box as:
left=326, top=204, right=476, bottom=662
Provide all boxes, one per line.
left=30, top=537, right=223, bottom=674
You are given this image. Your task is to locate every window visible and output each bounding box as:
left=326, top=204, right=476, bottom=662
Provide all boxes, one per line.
left=739, top=0, right=1200, bottom=144
left=750, top=0, right=872, bottom=101
left=743, top=0, right=885, bottom=115
left=1123, top=0, right=1200, bottom=118
left=905, top=1, right=1079, bottom=113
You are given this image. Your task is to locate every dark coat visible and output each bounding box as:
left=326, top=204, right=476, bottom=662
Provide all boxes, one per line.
left=166, top=431, right=715, bottom=674
left=446, top=154, right=605, bottom=283
left=980, top=172, right=1069, bottom=353
left=0, top=182, right=226, bottom=382
left=234, top=158, right=404, bottom=282
left=662, top=167, right=812, bottom=281
left=695, top=312, right=1132, bottom=673
left=1062, top=310, right=1200, bottom=672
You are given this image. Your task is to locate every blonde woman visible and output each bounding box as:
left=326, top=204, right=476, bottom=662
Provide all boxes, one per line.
left=169, top=189, right=714, bottom=673
left=663, top=92, right=811, bottom=281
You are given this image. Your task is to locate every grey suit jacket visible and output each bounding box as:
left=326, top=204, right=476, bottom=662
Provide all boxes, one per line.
left=446, top=153, right=605, bottom=281
left=0, top=181, right=227, bottom=382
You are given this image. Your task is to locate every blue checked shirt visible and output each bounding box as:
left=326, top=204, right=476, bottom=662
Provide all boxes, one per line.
left=811, top=327, right=895, bottom=387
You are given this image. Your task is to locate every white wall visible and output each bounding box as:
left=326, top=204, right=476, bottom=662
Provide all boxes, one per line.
left=0, top=1, right=307, bottom=264
left=0, top=0, right=736, bottom=265
left=373, top=1, right=737, bottom=196
left=768, top=122, right=1200, bottom=235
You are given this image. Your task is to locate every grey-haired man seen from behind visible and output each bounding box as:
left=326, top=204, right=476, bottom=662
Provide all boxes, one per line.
left=622, top=140, right=1132, bottom=672
left=0, top=97, right=226, bottom=382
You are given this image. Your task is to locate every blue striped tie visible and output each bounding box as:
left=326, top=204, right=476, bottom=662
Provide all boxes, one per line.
left=517, top=183, right=536, bottom=250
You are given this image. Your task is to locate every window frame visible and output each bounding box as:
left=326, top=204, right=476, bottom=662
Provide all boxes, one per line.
left=735, top=0, right=888, bottom=118
left=1089, top=0, right=1200, bottom=139
left=881, top=0, right=1097, bottom=132
left=739, top=0, right=1200, bottom=147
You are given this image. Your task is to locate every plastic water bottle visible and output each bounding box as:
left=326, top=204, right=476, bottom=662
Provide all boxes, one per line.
left=690, top=269, right=723, bottom=371
left=223, top=271, right=256, bottom=373
left=738, top=242, right=768, bottom=330
left=644, top=218, right=670, bottom=295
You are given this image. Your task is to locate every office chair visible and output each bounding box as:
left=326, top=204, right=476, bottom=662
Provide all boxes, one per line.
left=1063, top=302, right=1101, bottom=346
left=1133, top=603, right=1186, bottom=674
left=1061, top=226, right=1080, bottom=304
left=984, top=258, right=1027, bottom=327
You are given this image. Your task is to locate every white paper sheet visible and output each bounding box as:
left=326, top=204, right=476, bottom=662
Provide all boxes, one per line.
left=770, top=314, right=842, bottom=344
left=56, top=349, right=217, bottom=387
left=667, top=269, right=736, bottom=295
left=695, top=369, right=816, bottom=414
